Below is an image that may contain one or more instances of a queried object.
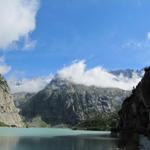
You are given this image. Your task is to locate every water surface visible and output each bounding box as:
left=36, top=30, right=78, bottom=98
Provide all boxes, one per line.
left=2, top=128, right=150, bottom=150
left=0, top=128, right=118, bottom=150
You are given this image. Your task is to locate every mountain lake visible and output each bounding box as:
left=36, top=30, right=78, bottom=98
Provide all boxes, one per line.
left=0, top=128, right=120, bottom=150
left=0, top=128, right=149, bottom=150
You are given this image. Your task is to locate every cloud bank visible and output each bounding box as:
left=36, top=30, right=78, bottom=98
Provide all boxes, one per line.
left=57, top=60, right=142, bottom=90
left=147, top=32, right=150, bottom=40
left=8, top=75, right=52, bottom=93
left=8, top=60, right=143, bottom=93
left=0, top=0, right=39, bottom=49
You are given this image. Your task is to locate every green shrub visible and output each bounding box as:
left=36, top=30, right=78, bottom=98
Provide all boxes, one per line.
left=0, top=122, right=9, bottom=127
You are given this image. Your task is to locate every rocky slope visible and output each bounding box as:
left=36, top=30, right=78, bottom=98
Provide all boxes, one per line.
left=0, top=75, right=22, bottom=127
left=13, top=92, right=35, bottom=108
left=21, top=77, right=130, bottom=126
left=118, top=67, right=150, bottom=135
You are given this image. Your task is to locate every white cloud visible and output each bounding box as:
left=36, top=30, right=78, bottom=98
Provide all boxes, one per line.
left=8, top=60, right=143, bottom=93
left=147, top=32, right=150, bottom=40
left=0, top=56, right=11, bottom=74
left=122, top=32, right=150, bottom=50
left=0, top=65, right=11, bottom=75
left=57, top=60, right=142, bottom=90
left=0, top=0, right=39, bottom=49
left=8, top=75, right=53, bottom=93
left=23, top=35, right=37, bottom=50
left=122, top=40, right=142, bottom=49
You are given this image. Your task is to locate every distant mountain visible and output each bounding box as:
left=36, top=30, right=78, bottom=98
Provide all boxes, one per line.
left=13, top=92, right=35, bottom=108
left=111, top=69, right=144, bottom=78
left=10, top=68, right=144, bottom=128
left=21, top=77, right=130, bottom=126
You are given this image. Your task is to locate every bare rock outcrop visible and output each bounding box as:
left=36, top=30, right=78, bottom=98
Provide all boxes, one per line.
left=0, top=75, right=22, bottom=127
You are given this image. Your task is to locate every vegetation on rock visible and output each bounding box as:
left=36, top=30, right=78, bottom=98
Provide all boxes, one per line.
left=73, top=111, right=119, bottom=131
left=0, top=121, right=8, bottom=127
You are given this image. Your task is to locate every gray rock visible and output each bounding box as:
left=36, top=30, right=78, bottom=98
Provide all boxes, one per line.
left=13, top=92, right=35, bottom=108
left=0, top=75, right=22, bottom=127
left=21, top=77, right=130, bottom=126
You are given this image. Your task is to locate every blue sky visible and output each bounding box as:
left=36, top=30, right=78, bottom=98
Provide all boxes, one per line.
left=1, top=0, right=150, bottom=78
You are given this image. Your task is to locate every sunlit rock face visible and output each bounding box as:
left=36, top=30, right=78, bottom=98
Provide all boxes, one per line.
left=21, top=77, right=129, bottom=126
left=0, top=75, right=22, bottom=127
left=118, top=67, right=150, bottom=134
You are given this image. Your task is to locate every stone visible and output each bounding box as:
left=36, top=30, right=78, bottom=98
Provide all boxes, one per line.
left=21, top=77, right=129, bottom=126
left=118, top=67, right=150, bottom=135
left=0, top=75, right=22, bottom=127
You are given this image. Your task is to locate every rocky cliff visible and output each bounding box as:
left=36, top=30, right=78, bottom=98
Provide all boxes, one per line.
left=0, top=75, right=22, bottom=127
left=13, top=92, right=35, bottom=108
left=118, top=67, right=150, bottom=135
left=21, top=77, right=130, bottom=126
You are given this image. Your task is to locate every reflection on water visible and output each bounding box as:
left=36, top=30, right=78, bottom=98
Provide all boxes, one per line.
left=118, top=132, right=140, bottom=150
left=118, top=132, right=150, bottom=150
left=0, top=137, right=19, bottom=150
left=0, top=128, right=150, bottom=150
left=0, top=135, right=117, bottom=150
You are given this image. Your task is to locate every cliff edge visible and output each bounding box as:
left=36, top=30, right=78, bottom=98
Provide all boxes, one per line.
left=118, top=67, right=150, bottom=136
left=0, top=75, right=22, bottom=127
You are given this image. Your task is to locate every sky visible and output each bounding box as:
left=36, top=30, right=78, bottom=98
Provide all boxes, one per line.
left=0, top=0, right=150, bottom=92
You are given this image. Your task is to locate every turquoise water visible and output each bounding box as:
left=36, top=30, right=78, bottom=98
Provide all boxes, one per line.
left=0, top=128, right=118, bottom=150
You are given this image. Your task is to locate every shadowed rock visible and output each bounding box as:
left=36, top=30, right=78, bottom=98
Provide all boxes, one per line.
left=117, top=67, right=150, bottom=147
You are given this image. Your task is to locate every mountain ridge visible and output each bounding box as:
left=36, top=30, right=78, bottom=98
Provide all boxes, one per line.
left=21, top=77, right=130, bottom=127
left=10, top=68, right=144, bottom=94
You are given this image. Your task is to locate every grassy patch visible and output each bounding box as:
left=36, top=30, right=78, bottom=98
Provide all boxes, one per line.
left=0, top=121, right=9, bottom=127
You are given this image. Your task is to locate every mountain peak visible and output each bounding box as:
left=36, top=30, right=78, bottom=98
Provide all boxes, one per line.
left=21, top=74, right=130, bottom=126
left=46, top=76, right=74, bottom=90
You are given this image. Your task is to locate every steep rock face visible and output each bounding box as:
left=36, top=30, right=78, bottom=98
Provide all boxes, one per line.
left=0, top=75, right=22, bottom=127
left=13, top=92, right=35, bottom=108
left=118, top=67, right=150, bottom=134
left=21, top=78, right=130, bottom=126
